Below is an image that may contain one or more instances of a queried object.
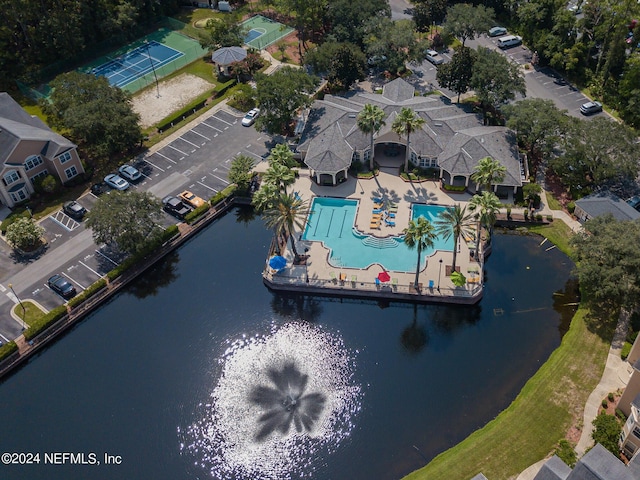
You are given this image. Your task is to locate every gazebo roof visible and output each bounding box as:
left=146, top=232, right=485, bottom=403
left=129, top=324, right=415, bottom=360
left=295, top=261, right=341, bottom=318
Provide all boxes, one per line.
left=211, top=46, right=247, bottom=66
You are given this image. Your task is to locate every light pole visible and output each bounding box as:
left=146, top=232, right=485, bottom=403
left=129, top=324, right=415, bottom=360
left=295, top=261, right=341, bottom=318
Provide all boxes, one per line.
left=437, top=259, right=443, bottom=292
left=8, top=283, right=26, bottom=330
left=144, top=41, right=160, bottom=98
left=304, top=248, right=309, bottom=283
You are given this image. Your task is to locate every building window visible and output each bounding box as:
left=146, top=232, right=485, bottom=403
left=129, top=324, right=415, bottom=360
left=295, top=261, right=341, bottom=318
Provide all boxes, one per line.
left=3, top=171, right=20, bottom=186
left=633, top=427, right=640, bottom=440
left=363, top=149, right=371, bottom=162
left=24, top=155, right=43, bottom=171
left=10, top=189, right=27, bottom=203
left=58, top=151, right=72, bottom=164
left=30, top=170, right=48, bottom=185
left=65, top=166, right=78, bottom=179
left=352, top=151, right=360, bottom=162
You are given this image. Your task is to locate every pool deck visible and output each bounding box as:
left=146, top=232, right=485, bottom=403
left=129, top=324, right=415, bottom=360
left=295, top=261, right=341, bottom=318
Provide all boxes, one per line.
left=262, top=167, right=485, bottom=305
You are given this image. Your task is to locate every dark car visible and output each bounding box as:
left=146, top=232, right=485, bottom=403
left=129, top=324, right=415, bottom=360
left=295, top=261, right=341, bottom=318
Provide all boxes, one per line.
left=162, top=195, right=192, bottom=220
left=90, top=182, right=110, bottom=196
left=627, top=195, right=640, bottom=212
left=63, top=201, right=87, bottom=220
left=47, top=274, right=77, bottom=299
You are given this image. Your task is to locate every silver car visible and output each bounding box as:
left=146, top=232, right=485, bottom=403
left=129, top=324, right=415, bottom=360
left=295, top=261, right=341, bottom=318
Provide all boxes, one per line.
left=579, top=101, right=603, bottom=115
left=425, top=50, right=444, bottom=65
left=118, top=164, right=142, bottom=182
left=104, top=173, right=130, bottom=191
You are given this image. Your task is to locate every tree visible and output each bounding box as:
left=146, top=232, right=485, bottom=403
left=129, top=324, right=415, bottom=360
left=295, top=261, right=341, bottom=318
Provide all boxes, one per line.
left=436, top=45, right=476, bottom=103
left=442, top=3, right=495, bottom=46
left=591, top=413, right=622, bottom=456
left=42, top=72, right=142, bottom=161
left=255, top=67, right=319, bottom=135
left=228, top=154, right=255, bottom=194
left=434, top=204, right=474, bottom=272
left=357, top=104, right=386, bottom=170
left=468, top=191, right=502, bottom=260
left=199, top=16, right=244, bottom=50
left=328, top=43, right=367, bottom=90
left=5, top=217, right=44, bottom=251
left=523, top=183, right=543, bottom=210
left=263, top=162, right=296, bottom=195
left=618, top=54, right=640, bottom=129
left=252, top=182, right=280, bottom=213
left=363, top=18, right=423, bottom=74
left=570, top=215, right=640, bottom=311
left=262, top=193, right=309, bottom=258
left=412, top=0, right=449, bottom=32
left=85, top=191, right=163, bottom=255
left=470, top=47, right=526, bottom=123
left=550, top=117, right=638, bottom=197
left=470, top=156, right=507, bottom=192
left=324, top=0, right=390, bottom=45
left=403, top=216, right=437, bottom=290
left=391, top=107, right=426, bottom=173
left=268, top=143, right=297, bottom=169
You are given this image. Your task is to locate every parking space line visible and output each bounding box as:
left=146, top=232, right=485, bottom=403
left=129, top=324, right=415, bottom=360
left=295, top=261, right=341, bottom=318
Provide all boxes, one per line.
left=0, top=331, right=9, bottom=342
left=213, top=115, right=233, bottom=126
left=79, top=260, right=104, bottom=279
left=201, top=121, right=223, bottom=132
left=179, top=137, right=200, bottom=149
left=50, top=211, right=79, bottom=231
left=210, top=173, right=229, bottom=185
left=95, top=249, right=119, bottom=266
left=197, top=181, right=219, bottom=192
left=168, top=144, right=189, bottom=157
left=155, top=151, right=177, bottom=164
left=190, top=129, right=211, bottom=142
left=142, top=159, right=165, bottom=172
left=63, top=272, right=85, bottom=290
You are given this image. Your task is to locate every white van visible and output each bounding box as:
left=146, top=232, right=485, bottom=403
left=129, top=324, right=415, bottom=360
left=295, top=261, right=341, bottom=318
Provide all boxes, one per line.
left=497, top=35, right=522, bottom=49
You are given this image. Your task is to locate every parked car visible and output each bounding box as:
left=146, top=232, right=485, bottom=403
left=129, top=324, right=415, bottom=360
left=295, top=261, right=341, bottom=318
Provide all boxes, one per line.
left=63, top=200, right=87, bottom=220
left=179, top=190, right=206, bottom=209
left=579, top=101, right=603, bottom=115
left=627, top=195, right=640, bottom=211
left=104, top=173, right=130, bottom=191
left=367, top=55, right=387, bottom=66
left=162, top=195, right=192, bottom=220
left=90, top=182, right=110, bottom=196
left=497, top=35, right=522, bottom=49
left=241, top=108, right=260, bottom=127
left=47, top=274, right=77, bottom=299
left=118, top=164, right=142, bottom=182
left=488, top=26, right=508, bottom=37
left=425, top=50, right=444, bottom=65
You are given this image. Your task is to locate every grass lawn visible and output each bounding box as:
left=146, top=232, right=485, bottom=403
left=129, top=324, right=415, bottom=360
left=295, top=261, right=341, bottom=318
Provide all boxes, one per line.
left=403, top=307, right=611, bottom=480
left=545, top=191, right=563, bottom=211
left=10, top=300, right=46, bottom=328
left=527, top=221, right=575, bottom=257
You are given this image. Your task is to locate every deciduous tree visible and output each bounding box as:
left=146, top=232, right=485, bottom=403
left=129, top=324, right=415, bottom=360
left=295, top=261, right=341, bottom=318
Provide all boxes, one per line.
left=5, top=218, right=44, bottom=251
left=436, top=45, right=476, bottom=103
left=443, top=3, right=495, bottom=46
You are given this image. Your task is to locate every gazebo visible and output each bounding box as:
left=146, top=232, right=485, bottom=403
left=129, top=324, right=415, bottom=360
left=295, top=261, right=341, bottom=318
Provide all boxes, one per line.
left=211, top=46, right=247, bottom=76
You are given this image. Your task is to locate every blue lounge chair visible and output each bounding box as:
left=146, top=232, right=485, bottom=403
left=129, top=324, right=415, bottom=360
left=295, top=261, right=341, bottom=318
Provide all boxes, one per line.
left=428, top=280, right=435, bottom=289
left=385, top=220, right=396, bottom=227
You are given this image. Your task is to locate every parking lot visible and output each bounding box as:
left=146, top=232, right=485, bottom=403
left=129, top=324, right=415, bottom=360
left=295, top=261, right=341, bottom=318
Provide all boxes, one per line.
left=0, top=106, right=271, bottom=342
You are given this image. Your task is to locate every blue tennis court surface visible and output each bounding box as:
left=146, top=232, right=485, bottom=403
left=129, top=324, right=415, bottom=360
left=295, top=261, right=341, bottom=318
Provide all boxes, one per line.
left=244, top=29, right=264, bottom=44
left=92, top=41, right=184, bottom=88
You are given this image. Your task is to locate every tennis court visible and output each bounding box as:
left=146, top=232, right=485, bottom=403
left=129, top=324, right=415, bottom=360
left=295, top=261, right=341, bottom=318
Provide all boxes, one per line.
left=93, top=41, right=184, bottom=88
left=240, top=15, right=294, bottom=50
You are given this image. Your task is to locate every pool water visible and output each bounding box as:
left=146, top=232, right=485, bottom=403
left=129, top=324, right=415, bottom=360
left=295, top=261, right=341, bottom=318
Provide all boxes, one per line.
left=302, top=197, right=453, bottom=272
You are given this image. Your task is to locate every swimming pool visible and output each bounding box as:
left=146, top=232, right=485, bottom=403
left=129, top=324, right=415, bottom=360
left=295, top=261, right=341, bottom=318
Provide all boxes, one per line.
left=302, top=197, right=453, bottom=271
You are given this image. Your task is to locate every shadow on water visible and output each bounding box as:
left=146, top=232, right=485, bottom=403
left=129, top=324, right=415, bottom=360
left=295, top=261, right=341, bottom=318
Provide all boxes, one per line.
left=128, top=252, right=179, bottom=299
left=249, top=362, right=326, bottom=442
left=234, top=204, right=257, bottom=225
left=401, top=304, right=428, bottom=354
left=270, top=293, right=323, bottom=322
left=552, top=276, right=580, bottom=337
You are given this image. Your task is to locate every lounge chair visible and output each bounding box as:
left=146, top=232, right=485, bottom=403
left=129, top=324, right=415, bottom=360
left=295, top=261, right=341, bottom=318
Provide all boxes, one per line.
left=340, top=272, right=347, bottom=282
left=351, top=275, right=357, bottom=286
left=329, top=271, right=337, bottom=283
left=371, top=212, right=383, bottom=218
left=370, top=222, right=381, bottom=229
left=387, top=212, right=396, bottom=218
left=384, top=220, right=396, bottom=227
left=372, top=208, right=384, bottom=214
left=375, top=277, right=380, bottom=288
left=392, top=278, right=398, bottom=290
left=428, top=280, right=435, bottom=289
left=388, top=206, right=398, bottom=213
left=373, top=197, right=383, bottom=203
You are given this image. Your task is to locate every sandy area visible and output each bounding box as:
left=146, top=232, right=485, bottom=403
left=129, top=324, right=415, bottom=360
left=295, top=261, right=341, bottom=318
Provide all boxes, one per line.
left=132, top=73, right=215, bottom=128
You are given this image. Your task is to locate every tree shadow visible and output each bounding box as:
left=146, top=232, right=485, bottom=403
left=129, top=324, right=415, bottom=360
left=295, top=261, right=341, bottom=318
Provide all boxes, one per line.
left=401, top=303, right=428, bottom=354
left=128, top=252, right=179, bottom=299
left=270, top=292, right=323, bottom=322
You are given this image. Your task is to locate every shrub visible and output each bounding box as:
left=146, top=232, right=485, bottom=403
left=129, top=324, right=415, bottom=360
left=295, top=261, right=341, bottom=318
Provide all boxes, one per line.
left=535, top=214, right=543, bottom=221
left=591, top=412, right=621, bottom=456
left=23, top=305, right=67, bottom=341
left=1, top=209, right=32, bottom=234
left=442, top=184, right=466, bottom=192
left=621, top=342, right=632, bottom=360
left=67, top=279, right=107, bottom=308
left=5, top=217, right=45, bottom=250
left=608, top=392, right=615, bottom=402
left=211, top=184, right=237, bottom=206
left=524, top=210, right=529, bottom=220
left=0, top=341, right=18, bottom=361
left=227, top=83, right=256, bottom=112
left=567, top=201, right=576, bottom=214
left=601, top=399, right=608, bottom=408
left=546, top=215, right=553, bottom=222
left=554, top=440, right=577, bottom=468
left=185, top=203, right=211, bottom=223
left=616, top=408, right=627, bottom=421
left=506, top=207, right=512, bottom=219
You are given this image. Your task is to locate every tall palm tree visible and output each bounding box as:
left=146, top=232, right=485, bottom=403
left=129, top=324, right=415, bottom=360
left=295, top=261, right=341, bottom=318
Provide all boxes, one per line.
left=391, top=107, right=426, bottom=174
left=468, top=191, right=502, bottom=260
left=403, top=216, right=437, bottom=290
left=356, top=104, right=386, bottom=170
left=263, top=193, right=309, bottom=258
left=268, top=143, right=297, bottom=168
left=434, top=204, right=474, bottom=273
left=251, top=181, right=280, bottom=212
left=470, top=156, right=507, bottom=193
left=263, top=162, right=296, bottom=194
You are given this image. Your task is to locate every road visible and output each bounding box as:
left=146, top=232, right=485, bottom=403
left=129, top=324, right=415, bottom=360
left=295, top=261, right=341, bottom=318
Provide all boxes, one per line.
left=0, top=105, right=271, bottom=342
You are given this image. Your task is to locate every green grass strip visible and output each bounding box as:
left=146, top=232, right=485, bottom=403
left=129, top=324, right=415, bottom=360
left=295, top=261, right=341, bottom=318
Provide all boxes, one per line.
left=527, top=221, right=574, bottom=257
left=403, top=307, right=610, bottom=480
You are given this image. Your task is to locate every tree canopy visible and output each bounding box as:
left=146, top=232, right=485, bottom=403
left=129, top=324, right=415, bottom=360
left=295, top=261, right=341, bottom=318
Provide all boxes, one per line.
left=85, top=191, right=163, bottom=255
left=42, top=72, right=142, bottom=162
left=442, top=3, right=495, bottom=46
left=199, top=16, right=244, bottom=50
left=228, top=154, right=255, bottom=194
left=5, top=218, right=44, bottom=251
left=363, top=18, right=425, bottom=73
left=255, top=67, right=319, bottom=135
left=324, top=0, right=391, bottom=45
left=436, top=45, right=476, bottom=102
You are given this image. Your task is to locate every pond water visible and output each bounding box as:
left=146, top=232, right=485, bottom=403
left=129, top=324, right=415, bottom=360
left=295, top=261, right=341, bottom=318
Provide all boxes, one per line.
left=0, top=208, right=577, bottom=480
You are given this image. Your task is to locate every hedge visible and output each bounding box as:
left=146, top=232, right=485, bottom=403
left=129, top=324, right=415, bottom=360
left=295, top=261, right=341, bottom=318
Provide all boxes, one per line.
left=210, top=184, right=236, bottom=206
left=443, top=184, right=467, bottom=192
left=157, top=93, right=211, bottom=133
left=0, top=341, right=18, bottom=361
left=23, top=305, right=67, bottom=341
left=1, top=209, right=32, bottom=234
left=67, top=279, right=107, bottom=308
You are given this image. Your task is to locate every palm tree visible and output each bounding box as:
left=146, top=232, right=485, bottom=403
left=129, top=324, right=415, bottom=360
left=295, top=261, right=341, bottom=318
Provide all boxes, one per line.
left=468, top=191, right=502, bottom=260
left=263, top=162, right=296, bottom=194
left=263, top=193, right=309, bottom=258
left=470, top=156, right=507, bottom=193
left=268, top=143, right=297, bottom=168
left=391, top=107, right=426, bottom=173
left=434, top=204, right=474, bottom=273
left=356, top=104, right=386, bottom=171
left=251, top=181, right=280, bottom=212
left=403, top=216, right=437, bottom=290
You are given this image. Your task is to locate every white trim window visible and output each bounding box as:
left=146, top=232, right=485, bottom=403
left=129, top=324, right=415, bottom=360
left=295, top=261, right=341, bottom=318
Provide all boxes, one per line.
left=3, top=170, right=20, bottom=186
left=64, top=166, right=78, bottom=179
left=352, top=151, right=360, bottom=162
left=30, top=170, right=48, bottom=185
left=57, top=151, right=72, bottom=164
left=24, top=155, right=43, bottom=171
left=9, top=188, right=27, bottom=203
